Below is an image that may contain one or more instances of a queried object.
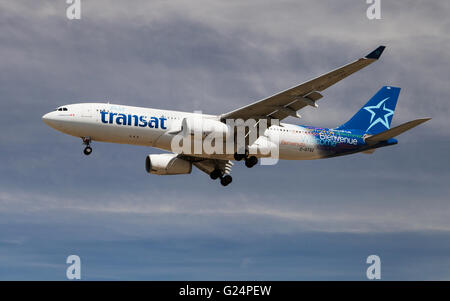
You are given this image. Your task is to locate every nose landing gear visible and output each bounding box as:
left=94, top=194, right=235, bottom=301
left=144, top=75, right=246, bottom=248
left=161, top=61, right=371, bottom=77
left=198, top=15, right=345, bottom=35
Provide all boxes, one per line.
left=83, top=146, right=92, bottom=155
left=82, top=137, right=92, bottom=155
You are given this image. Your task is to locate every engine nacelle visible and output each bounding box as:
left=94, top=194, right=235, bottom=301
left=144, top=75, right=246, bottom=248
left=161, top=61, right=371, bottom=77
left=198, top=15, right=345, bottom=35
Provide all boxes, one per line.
left=145, top=153, right=192, bottom=175
left=248, top=135, right=278, bottom=157
left=182, top=117, right=230, bottom=137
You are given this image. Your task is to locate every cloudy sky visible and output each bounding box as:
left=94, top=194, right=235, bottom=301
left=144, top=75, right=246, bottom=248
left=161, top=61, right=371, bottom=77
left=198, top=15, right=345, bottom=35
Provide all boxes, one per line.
left=0, top=0, right=449, bottom=280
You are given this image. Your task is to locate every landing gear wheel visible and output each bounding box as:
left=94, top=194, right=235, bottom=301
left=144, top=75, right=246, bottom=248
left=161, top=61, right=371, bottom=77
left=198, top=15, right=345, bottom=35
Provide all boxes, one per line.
left=81, top=137, right=92, bottom=156
left=210, top=169, right=222, bottom=180
left=83, top=146, right=92, bottom=155
left=234, top=152, right=245, bottom=161
left=220, top=175, right=232, bottom=186
left=245, top=156, right=258, bottom=168
left=234, top=149, right=249, bottom=161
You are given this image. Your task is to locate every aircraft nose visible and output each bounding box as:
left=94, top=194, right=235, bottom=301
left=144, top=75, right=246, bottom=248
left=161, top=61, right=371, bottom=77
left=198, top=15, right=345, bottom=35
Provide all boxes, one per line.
left=42, top=112, right=54, bottom=126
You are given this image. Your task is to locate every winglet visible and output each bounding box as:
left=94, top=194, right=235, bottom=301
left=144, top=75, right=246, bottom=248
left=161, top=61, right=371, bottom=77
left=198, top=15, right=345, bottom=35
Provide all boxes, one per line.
left=365, top=46, right=386, bottom=59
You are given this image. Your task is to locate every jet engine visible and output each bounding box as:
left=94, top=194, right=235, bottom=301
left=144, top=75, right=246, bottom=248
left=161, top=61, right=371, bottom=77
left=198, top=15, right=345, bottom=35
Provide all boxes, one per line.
left=145, top=153, right=192, bottom=175
left=248, top=135, right=279, bottom=157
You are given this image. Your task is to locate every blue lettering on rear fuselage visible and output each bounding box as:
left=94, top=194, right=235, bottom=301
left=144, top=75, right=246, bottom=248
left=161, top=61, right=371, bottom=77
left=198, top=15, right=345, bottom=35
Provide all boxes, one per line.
left=100, top=111, right=167, bottom=129
left=319, top=130, right=358, bottom=146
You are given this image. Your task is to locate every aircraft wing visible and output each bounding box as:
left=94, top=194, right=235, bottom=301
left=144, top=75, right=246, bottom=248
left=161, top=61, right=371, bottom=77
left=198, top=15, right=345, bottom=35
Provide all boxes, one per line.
left=220, top=46, right=386, bottom=121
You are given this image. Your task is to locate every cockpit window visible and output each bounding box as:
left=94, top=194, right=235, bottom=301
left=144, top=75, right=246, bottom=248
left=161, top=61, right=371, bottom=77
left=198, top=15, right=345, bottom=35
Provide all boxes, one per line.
left=56, top=107, right=68, bottom=111
left=63, top=108, right=68, bottom=111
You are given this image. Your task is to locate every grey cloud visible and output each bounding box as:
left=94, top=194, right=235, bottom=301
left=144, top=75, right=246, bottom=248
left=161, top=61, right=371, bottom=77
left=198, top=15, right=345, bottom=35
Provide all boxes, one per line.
left=0, top=0, right=449, bottom=280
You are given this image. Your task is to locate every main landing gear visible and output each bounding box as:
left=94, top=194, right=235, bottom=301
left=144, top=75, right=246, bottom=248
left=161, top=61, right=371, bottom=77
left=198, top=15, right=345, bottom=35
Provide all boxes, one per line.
left=210, top=169, right=232, bottom=186
left=234, top=151, right=258, bottom=168
left=82, top=137, right=92, bottom=155
left=220, top=175, right=232, bottom=186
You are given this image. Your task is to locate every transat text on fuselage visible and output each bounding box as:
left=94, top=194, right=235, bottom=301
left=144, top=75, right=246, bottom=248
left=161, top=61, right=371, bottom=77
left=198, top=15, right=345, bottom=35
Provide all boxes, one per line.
left=100, top=110, right=167, bottom=129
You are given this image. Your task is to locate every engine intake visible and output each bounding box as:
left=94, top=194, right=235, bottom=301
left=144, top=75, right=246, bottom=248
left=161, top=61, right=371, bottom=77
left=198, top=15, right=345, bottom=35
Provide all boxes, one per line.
left=145, top=153, right=192, bottom=175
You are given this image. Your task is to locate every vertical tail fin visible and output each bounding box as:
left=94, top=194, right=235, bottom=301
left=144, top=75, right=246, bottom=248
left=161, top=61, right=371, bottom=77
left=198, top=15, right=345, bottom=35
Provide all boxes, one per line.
left=335, top=86, right=401, bottom=134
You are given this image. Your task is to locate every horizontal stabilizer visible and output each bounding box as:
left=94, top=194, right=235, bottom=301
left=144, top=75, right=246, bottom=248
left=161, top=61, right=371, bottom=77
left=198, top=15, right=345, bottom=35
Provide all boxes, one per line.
left=365, top=118, right=431, bottom=144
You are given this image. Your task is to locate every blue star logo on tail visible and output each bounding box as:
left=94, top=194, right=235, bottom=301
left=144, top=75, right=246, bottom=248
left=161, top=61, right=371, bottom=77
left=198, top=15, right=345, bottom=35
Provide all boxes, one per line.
left=363, top=97, right=394, bottom=132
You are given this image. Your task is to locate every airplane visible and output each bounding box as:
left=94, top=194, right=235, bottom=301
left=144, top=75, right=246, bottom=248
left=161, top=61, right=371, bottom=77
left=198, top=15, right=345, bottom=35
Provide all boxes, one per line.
left=42, top=46, right=430, bottom=186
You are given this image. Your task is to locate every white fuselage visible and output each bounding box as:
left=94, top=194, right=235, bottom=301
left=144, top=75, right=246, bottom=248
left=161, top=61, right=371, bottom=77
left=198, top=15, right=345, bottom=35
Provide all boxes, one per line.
left=42, top=103, right=355, bottom=160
